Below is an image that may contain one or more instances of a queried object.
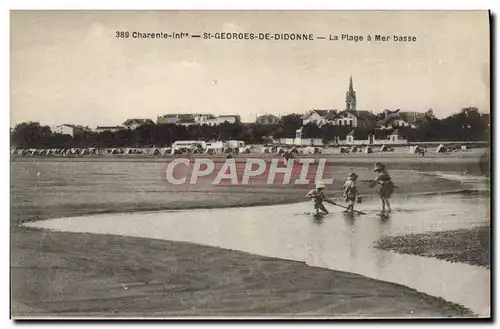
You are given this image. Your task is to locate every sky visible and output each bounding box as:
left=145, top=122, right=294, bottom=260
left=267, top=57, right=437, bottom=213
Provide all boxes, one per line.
left=10, top=10, right=490, bottom=128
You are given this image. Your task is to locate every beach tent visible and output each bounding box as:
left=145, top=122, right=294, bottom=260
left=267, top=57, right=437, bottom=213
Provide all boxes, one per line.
left=461, top=145, right=469, bottom=151
left=160, top=147, right=171, bottom=156
left=436, top=144, right=447, bottom=153
left=150, top=148, right=161, bottom=156
left=350, top=146, right=358, bottom=153
left=239, top=146, right=251, bottom=154
left=380, top=145, right=389, bottom=152
left=364, top=146, right=373, bottom=154
left=276, top=147, right=285, bottom=154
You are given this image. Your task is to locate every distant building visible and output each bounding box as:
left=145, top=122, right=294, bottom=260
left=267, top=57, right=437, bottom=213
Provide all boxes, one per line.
left=256, top=114, right=280, bottom=124
left=157, top=113, right=239, bottom=126
left=343, top=128, right=409, bottom=145
left=377, top=110, right=427, bottom=129
left=194, top=113, right=217, bottom=124
left=302, top=109, right=337, bottom=126
left=122, top=118, right=155, bottom=130
left=95, top=126, right=124, bottom=133
left=345, top=76, right=357, bottom=111
left=217, top=115, right=241, bottom=124
left=157, top=114, right=195, bottom=125
left=329, top=110, right=374, bottom=128
left=55, top=124, right=91, bottom=137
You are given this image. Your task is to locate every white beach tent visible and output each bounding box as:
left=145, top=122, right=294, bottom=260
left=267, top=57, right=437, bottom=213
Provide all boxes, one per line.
left=436, top=144, right=447, bottom=153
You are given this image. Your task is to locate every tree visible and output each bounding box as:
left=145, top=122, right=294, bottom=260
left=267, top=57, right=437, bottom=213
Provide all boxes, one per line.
left=279, top=114, right=302, bottom=137
left=11, top=122, right=53, bottom=148
left=302, top=122, right=323, bottom=138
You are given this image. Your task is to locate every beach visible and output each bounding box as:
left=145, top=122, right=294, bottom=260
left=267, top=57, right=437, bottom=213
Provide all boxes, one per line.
left=10, top=153, right=489, bottom=317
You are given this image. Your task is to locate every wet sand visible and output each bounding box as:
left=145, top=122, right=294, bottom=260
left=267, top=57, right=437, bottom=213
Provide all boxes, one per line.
left=10, top=155, right=489, bottom=317
left=374, top=227, right=490, bottom=268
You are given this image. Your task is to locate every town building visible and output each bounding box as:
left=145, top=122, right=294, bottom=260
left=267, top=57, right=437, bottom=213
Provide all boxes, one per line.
left=302, top=109, right=337, bottom=126
left=328, top=110, right=374, bottom=128
left=54, top=124, right=91, bottom=137
left=157, top=113, right=240, bottom=126
left=345, top=76, right=357, bottom=111
left=341, top=128, right=409, bottom=145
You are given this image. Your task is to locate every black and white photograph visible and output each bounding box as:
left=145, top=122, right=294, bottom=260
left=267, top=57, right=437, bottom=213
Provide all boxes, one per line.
left=9, top=10, right=491, bottom=319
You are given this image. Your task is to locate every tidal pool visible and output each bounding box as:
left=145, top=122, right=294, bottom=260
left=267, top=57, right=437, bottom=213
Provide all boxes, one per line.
left=25, top=191, right=490, bottom=317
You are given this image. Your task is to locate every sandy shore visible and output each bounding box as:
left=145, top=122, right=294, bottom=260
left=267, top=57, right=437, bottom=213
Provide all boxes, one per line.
left=10, top=155, right=488, bottom=317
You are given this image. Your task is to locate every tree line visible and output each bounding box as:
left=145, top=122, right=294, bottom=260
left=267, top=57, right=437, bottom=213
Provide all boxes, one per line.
left=10, top=108, right=489, bottom=149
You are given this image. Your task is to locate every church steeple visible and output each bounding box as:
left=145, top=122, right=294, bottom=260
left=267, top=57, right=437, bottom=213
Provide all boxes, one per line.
left=345, top=76, right=357, bottom=111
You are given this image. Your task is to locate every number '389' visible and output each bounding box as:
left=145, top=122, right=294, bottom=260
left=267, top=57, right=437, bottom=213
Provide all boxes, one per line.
left=116, top=31, right=130, bottom=38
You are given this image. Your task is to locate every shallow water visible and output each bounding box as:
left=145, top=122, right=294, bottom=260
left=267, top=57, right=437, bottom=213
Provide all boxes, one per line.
left=25, top=191, right=490, bottom=317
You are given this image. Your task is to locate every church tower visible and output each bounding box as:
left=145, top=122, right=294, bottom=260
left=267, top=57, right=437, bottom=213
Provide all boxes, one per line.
left=345, top=76, right=357, bottom=111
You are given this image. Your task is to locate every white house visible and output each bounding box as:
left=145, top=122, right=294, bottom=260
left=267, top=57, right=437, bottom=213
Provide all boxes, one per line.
left=302, top=109, right=336, bottom=126
left=194, top=113, right=216, bottom=124
left=328, top=110, right=374, bottom=128
left=343, top=129, right=392, bottom=145
left=387, top=129, right=408, bottom=144
left=55, top=124, right=90, bottom=137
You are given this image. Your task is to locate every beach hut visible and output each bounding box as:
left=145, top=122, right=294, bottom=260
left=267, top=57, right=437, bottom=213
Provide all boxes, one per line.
left=239, top=146, right=251, bottom=154
left=436, top=144, right=447, bottom=153
left=159, top=147, right=171, bottom=156
left=461, top=145, right=469, bottom=151
left=381, top=144, right=393, bottom=152
left=150, top=148, right=161, bottom=156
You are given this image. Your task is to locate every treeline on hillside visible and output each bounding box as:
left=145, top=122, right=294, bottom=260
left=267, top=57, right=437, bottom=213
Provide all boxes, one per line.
left=10, top=108, right=489, bottom=149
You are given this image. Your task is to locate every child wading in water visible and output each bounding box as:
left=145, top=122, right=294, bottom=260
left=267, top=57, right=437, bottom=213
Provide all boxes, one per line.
left=370, top=162, right=394, bottom=214
left=343, top=173, right=358, bottom=213
left=306, top=181, right=329, bottom=215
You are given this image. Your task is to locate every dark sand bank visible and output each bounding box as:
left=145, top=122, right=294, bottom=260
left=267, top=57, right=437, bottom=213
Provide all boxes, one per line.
left=10, top=156, right=488, bottom=317
left=374, top=227, right=490, bottom=268
left=12, top=226, right=472, bottom=317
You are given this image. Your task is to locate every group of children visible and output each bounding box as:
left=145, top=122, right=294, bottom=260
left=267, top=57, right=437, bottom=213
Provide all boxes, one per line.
left=306, top=162, right=395, bottom=215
